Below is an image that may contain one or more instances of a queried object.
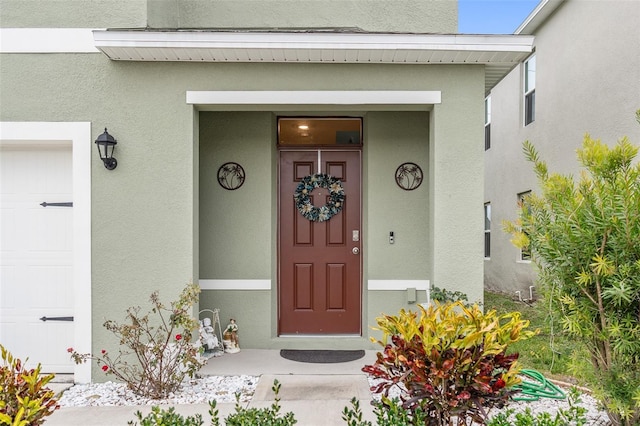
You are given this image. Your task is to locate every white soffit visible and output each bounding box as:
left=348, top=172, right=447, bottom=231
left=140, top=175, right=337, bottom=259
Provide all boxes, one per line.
left=93, top=30, right=534, bottom=91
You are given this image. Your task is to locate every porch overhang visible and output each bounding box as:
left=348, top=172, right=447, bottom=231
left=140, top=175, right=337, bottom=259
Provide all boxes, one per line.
left=92, top=29, right=534, bottom=92
left=186, top=90, right=442, bottom=111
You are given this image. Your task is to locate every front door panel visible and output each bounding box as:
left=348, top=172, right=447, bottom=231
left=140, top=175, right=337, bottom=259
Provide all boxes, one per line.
left=279, top=150, right=361, bottom=334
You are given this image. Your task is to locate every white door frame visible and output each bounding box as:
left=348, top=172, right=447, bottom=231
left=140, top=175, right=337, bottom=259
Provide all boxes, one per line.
left=0, top=122, right=92, bottom=383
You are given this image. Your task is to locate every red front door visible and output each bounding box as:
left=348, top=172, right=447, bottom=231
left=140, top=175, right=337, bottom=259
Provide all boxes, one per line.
left=278, top=149, right=362, bottom=334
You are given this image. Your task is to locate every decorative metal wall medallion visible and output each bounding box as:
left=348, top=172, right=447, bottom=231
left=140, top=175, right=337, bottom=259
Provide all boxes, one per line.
left=395, top=162, right=423, bottom=191
left=217, top=162, right=245, bottom=190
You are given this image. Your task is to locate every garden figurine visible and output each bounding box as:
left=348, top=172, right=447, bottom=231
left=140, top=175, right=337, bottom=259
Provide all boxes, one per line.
left=223, top=318, right=240, bottom=353
left=200, top=317, right=219, bottom=352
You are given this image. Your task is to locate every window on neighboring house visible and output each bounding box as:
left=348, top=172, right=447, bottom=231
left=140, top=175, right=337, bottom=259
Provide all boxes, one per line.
left=518, top=191, right=532, bottom=261
left=484, top=96, right=491, bottom=150
left=484, top=203, right=491, bottom=259
left=524, top=55, right=536, bottom=125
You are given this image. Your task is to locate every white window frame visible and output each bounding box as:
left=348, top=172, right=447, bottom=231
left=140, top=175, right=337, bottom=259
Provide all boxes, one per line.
left=484, top=95, right=491, bottom=150
left=484, top=202, right=491, bottom=259
left=524, top=54, right=536, bottom=126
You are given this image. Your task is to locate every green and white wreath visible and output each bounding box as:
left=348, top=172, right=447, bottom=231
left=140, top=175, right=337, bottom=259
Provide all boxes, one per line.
left=294, top=173, right=345, bottom=222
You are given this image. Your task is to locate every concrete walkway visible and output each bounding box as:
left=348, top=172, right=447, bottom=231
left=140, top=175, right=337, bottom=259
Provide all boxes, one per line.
left=46, top=349, right=380, bottom=425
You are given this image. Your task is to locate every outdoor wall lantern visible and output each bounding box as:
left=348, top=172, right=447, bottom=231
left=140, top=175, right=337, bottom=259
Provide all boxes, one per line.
left=94, top=128, right=118, bottom=170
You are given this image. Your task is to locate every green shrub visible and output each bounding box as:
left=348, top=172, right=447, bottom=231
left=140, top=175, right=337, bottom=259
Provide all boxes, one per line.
left=70, top=283, right=204, bottom=399
left=0, top=344, right=60, bottom=426
left=128, top=405, right=205, bottom=426
left=430, top=286, right=472, bottom=307
left=342, top=396, right=427, bottom=426
left=224, top=380, right=296, bottom=426
left=504, top=130, right=640, bottom=425
left=363, top=302, right=537, bottom=425
left=344, top=388, right=589, bottom=426
left=129, top=380, right=295, bottom=426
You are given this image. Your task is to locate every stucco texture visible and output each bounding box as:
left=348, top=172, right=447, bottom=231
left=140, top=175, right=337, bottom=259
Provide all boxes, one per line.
left=0, top=0, right=147, bottom=27
left=0, top=0, right=455, bottom=33
left=1, top=50, right=485, bottom=373
left=149, top=0, right=456, bottom=33
left=366, top=111, right=430, bottom=279
left=199, top=112, right=273, bottom=279
left=484, top=0, right=640, bottom=294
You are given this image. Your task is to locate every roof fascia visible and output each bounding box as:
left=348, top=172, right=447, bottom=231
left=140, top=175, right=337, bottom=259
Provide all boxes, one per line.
left=515, top=0, right=565, bottom=35
left=93, top=30, right=534, bottom=58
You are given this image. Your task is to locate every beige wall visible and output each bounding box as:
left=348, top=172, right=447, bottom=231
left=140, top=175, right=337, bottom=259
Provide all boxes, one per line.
left=484, top=0, right=640, bottom=294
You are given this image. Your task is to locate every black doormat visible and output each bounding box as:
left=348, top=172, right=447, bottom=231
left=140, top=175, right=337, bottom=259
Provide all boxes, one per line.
left=280, top=349, right=365, bottom=364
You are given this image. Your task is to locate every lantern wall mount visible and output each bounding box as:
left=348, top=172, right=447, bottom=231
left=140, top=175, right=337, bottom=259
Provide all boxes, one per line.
left=94, top=128, right=118, bottom=170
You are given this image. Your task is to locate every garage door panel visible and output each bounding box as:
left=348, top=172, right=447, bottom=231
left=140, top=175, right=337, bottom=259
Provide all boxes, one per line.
left=0, top=208, right=17, bottom=251
left=0, top=146, right=74, bottom=373
left=28, top=265, right=73, bottom=308
left=0, top=319, right=74, bottom=373
left=0, top=265, right=16, bottom=308
left=1, top=149, right=72, bottom=195
left=26, top=208, right=73, bottom=252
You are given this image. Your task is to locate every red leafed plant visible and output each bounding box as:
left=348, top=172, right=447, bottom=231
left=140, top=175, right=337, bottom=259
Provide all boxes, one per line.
left=363, top=301, right=537, bottom=426
left=0, top=344, right=60, bottom=426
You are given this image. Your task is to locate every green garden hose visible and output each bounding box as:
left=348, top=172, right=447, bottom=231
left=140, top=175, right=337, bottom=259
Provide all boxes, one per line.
left=512, top=369, right=566, bottom=401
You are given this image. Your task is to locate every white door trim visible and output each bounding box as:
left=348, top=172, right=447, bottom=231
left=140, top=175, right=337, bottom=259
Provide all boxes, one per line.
left=0, top=122, right=92, bottom=383
left=199, top=279, right=271, bottom=290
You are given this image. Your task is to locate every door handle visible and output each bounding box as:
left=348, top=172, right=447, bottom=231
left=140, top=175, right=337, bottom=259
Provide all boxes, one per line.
left=352, top=247, right=360, bottom=255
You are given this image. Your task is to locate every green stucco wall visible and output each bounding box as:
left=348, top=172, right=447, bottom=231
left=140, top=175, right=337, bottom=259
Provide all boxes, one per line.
left=149, top=0, right=457, bottom=33
left=200, top=290, right=272, bottom=348
left=0, top=54, right=200, bottom=379
left=1, top=0, right=456, bottom=33
left=366, top=111, right=430, bottom=280
left=0, top=0, right=147, bottom=27
left=199, top=112, right=273, bottom=279
left=430, top=66, right=486, bottom=305
left=199, top=110, right=430, bottom=281
left=1, top=45, right=484, bottom=373
left=199, top=289, right=430, bottom=350
left=198, top=110, right=432, bottom=348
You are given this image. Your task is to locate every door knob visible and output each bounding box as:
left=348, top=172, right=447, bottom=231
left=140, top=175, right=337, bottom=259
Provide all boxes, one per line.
left=352, top=247, right=360, bottom=255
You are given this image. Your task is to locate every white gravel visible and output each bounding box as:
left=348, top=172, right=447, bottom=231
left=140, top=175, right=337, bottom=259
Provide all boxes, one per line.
left=58, top=375, right=258, bottom=407
left=495, top=396, right=610, bottom=425
left=58, top=375, right=610, bottom=425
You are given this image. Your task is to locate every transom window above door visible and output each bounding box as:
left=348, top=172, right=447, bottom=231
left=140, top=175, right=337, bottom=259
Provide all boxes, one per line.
left=278, top=117, right=362, bottom=146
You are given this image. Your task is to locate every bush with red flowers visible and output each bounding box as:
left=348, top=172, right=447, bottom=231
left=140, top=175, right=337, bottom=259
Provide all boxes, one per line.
left=69, top=283, right=203, bottom=399
left=363, top=302, right=538, bottom=426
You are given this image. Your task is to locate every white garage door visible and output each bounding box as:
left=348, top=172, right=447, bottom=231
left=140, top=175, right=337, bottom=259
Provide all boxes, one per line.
left=0, top=145, right=75, bottom=373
